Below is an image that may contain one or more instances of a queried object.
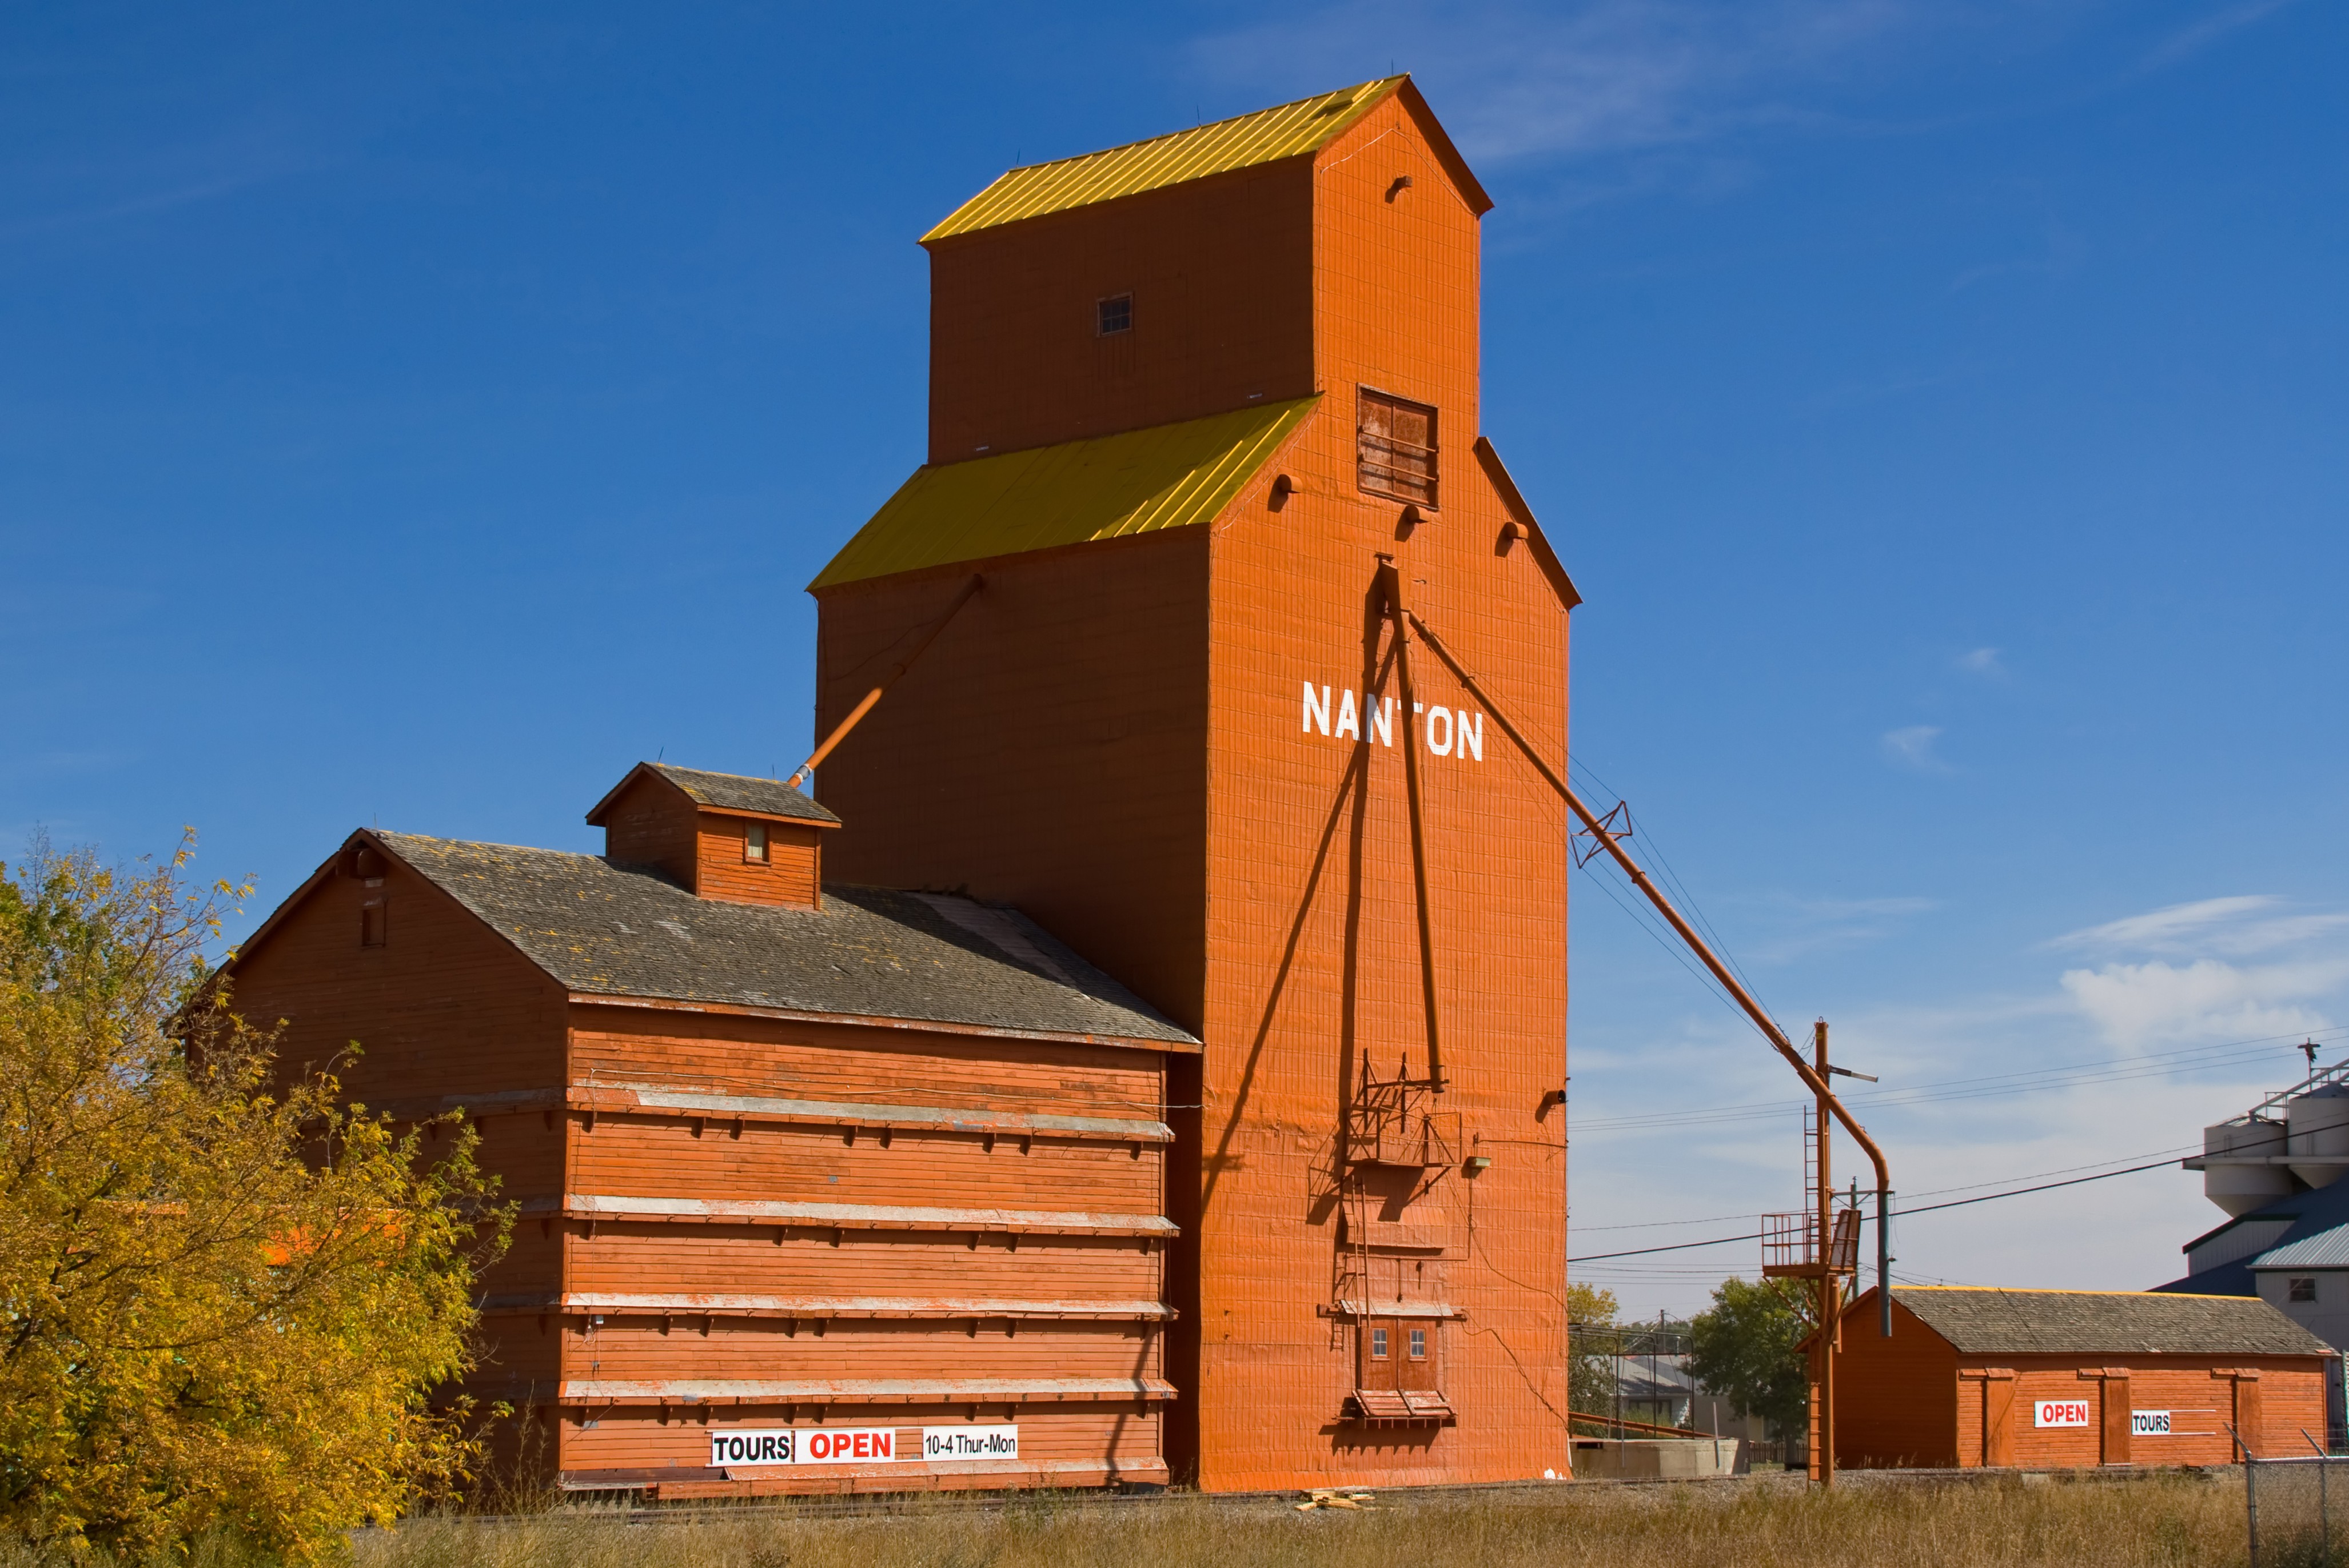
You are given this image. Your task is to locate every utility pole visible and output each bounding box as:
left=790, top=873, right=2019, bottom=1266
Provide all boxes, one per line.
left=1813, top=1019, right=1837, bottom=1487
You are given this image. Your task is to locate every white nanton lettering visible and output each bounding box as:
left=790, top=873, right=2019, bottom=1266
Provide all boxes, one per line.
left=1303, top=682, right=1331, bottom=735
left=1294, top=679, right=1480, bottom=761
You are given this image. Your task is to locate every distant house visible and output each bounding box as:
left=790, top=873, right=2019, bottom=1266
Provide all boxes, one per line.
left=1605, top=1353, right=1774, bottom=1444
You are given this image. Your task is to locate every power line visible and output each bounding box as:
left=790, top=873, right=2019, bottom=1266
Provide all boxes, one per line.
left=1569, top=1141, right=2203, bottom=1232
left=1566, top=1152, right=2183, bottom=1264
left=1573, top=1026, right=2349, bottom=1134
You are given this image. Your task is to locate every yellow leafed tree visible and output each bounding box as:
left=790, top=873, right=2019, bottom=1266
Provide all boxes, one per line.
left=0, top=835, right=508, bottom=1557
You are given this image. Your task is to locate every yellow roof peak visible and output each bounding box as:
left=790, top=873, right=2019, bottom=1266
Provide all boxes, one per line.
left=923, top=78, right=1406, bottom=242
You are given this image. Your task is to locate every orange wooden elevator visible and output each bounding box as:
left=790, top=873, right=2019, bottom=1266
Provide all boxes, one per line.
left=222, top=76, right=1581, bottom=1497
left=812, top=74, right=1580, bottom=1490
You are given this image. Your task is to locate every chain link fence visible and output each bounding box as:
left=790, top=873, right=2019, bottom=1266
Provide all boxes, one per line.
left=2242, top=1433, right=2348, bottom=1568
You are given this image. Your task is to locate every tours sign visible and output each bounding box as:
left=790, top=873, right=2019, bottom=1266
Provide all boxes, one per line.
left=711, top=1425, right=1019, bottom=1467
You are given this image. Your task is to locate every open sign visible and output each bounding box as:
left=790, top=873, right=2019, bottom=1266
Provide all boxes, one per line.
left=709, top=1426, right=899, bottom=1467
left=2035, top=1400, right=2093, bottom=1429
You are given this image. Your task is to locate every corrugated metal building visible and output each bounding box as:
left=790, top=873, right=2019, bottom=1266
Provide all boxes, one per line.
left=228, top=74, right=1580, bottom=1495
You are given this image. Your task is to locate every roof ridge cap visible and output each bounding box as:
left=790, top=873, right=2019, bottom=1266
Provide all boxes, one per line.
left=995, top=77, right=1402, bottom=177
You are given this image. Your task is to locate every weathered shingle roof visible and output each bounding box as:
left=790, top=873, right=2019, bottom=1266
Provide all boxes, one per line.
left=650, top=764, right=838, bottom=823
left=1892, top=1286, right=2328, bottom=1357
left=586, top=763, right=838, bottom=826
left=373, top=832, right=1195, bottom=1047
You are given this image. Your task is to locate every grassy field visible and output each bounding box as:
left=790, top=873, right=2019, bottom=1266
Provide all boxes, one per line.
left=0, top=1473, right=2255, bottom=1567
left=340, top=1473, right=2242, bottom=1568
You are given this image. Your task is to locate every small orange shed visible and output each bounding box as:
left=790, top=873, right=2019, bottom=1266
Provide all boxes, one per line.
left=1834, top=1286, right=2331, bottom=1469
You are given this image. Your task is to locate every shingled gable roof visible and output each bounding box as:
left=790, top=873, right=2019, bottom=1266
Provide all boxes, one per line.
left=923, top=76, right=1490, bottom=243
left=365, top=831, right=1197, bottom=1047
left=1876, top=1286, right=2327, bottom=1358
left=585, top=763, right=840, bottom=827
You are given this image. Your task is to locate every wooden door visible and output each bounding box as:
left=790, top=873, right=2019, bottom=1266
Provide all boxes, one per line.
left=2234, top=1375, right=2265, bottom=1458
left=1984, top=1376, right=2017, bottom=1467
left=1362, top=1319, right=1398, bottom=1391
left=1398, top=1319, right=1439, bottom=1392
left=2101, top=1375, right=2132, bottom=1465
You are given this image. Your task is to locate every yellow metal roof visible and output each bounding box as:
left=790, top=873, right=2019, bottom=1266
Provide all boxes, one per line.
left=924, top=79, right=1402, bottom=242
left=810, top=398, right=1318, bottom=591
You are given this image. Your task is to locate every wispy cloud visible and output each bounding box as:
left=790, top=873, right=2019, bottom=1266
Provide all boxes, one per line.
left=1880, top=724, right=1947, bottom=772
left=0, top=119, right=321, bottom=245
left=2139, top=0, right=2302, bottom=73
left=2046, top=894, right=2349, bottom=1052
left=1191, top=0, right=1942, bottom=164
left=1956, top=647, right=2002, bottom=675
left=1746, top=893, right=1938, bottom=963
left=2059, top=957, right=2345, bottom=1051
left=2050, top=895, right=2349, bottom=958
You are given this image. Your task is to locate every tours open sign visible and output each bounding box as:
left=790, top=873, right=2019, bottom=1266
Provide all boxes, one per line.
left=711, top=1426, right=1019, bottom=1467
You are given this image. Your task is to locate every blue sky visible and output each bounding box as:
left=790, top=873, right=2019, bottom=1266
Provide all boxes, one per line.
left=3, top=1, right=2343, bottom=1315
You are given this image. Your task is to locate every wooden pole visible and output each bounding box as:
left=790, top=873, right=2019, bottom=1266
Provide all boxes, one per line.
left=1814, top=1019, right=1837, bottom=1487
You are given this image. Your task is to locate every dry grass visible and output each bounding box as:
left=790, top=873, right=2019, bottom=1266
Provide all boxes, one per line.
left=332, top=1473, right=2241, bottom=1568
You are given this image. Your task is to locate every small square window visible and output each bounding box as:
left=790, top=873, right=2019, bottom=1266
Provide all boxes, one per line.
left=2291, top=1276, right=2318, bottom=1303
left=1098, top=294, right=1133, bottom=336
left=1370, top=1326, right=1389, bottom=1360
left=745, top=822, right=769, bottom=864
left=360, top=899, right=388, bottom=948
left=1409, top=1327, right=1427, bottom=1360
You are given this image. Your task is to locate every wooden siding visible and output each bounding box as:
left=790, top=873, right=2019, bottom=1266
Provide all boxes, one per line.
left=1837, top=1299, right=2328, bottom=1469
left=813, top=530, right=1214, bottom=1033
left=598, top=772, right=701, bottom=889
left=696, top=818, right=821, bottom=909
left=1834, top=1298, right=1961, bottom=1467
left=548, top=1000, right=1172, bottom=1481
left=926, top=159, right=1315, bottom=465
left=814, top=91, right=1570, bottom=1493
left=567, top=1006, right=1167, bottom=1122
left=558, top=1406, right=1165, bottom=1489
left=1181, top=90, right=1569, bottom=1489
left=226, top=844, right=570, bottom=1312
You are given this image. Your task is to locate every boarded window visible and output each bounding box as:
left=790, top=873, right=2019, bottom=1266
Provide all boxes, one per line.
left=745, top=822, right=768, bottom=864
left=2291, top=1276, right=2318, bottom=1302
left=1098, top=294, right=1133, bottom=336
left=1358, top=388, right=1437, bottom=507
left=360, top=899, right=388, bottom=948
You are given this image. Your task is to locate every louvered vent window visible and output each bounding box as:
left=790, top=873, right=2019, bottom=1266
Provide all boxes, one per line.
left=1358, top=388, right=1437, bottom=506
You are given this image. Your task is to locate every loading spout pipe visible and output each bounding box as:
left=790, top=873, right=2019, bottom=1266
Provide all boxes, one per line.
left=1402, top=608, right=1893, bottom=1335
left=787, top=574, right=983, bottom=791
